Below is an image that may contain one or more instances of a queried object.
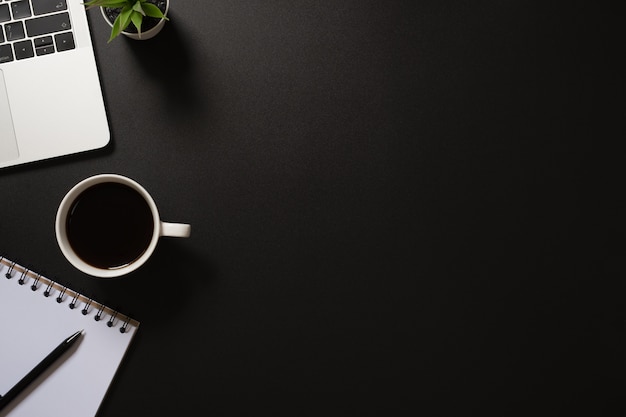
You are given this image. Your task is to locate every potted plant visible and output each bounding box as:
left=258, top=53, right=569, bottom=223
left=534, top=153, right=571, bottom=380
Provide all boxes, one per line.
left=84, top=0, right=169, bottom=42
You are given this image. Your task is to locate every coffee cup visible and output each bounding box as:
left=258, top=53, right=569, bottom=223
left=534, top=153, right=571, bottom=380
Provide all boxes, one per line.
left=55, top=174, right=190, bottom=278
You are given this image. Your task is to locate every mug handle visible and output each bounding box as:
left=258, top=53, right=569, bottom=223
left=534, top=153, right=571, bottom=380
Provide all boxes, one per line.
left=161, top=222, right=191, bottom=238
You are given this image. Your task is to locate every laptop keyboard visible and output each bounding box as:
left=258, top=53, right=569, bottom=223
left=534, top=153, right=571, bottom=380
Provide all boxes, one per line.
left=0, top=0, right=75, bottom=64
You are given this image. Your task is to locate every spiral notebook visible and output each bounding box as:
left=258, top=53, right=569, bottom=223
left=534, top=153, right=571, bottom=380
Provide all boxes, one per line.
left=0, top=256, right=139, bottom=417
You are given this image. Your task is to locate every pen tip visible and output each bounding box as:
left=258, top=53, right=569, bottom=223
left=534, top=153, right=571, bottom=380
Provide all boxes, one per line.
left=65, top=330, right=83, bottom=344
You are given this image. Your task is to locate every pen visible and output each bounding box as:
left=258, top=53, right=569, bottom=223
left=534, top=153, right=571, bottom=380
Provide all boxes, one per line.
left=0, top=330, right=83, bottom=411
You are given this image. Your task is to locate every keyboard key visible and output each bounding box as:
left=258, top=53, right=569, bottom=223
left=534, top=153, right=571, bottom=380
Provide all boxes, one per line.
left=25, top=11, right=70, bottom=37
left=35, top=44, right=54, bottom=56
left=32, top=0, right=67, bottom=16
left=0, top=27, right=4, bottom=43
left=55, top=31, right=74, bottom=51
left=0, top=4, right=10, bottom=23
left=4, top=21, right=25, bottom=41
left=0, top=44, right=13, bottom=63
left=14, top=39, right=34, bottom=60
left=34, top=35, right=53, bottom=47
left=11, top=0, right=31, bottom=19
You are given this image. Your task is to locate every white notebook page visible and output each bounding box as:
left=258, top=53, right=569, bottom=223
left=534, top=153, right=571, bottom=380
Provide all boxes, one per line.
left=0, top=257, right=139, bottom=417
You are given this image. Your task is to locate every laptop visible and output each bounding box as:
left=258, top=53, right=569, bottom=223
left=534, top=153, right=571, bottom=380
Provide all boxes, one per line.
left=0, top=0, right=109, bottom=169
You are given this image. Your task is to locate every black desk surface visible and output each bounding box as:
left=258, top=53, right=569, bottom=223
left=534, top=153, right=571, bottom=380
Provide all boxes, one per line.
left=0, top=2, right=619, bottom=416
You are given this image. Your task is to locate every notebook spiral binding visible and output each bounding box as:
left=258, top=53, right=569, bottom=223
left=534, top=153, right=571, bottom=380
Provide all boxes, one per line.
left=0, top=255, right=136, bottom=334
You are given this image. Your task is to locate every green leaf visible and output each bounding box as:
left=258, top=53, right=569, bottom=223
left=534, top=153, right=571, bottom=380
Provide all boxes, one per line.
left=130, top=12, right=143, bottom=37
left=108, top=14, right=123, bottom=42
left=132, top=1, right=145, bottom=15
left=142, top=3, right=168, bottom=20
left=117, top=5, right=134, bottom=32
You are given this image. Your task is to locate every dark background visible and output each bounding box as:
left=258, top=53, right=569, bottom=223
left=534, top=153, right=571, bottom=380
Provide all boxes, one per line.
left=0, top=1, right=620, bottom=416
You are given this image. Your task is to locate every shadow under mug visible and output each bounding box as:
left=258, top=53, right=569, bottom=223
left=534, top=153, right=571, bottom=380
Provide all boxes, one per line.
left=55, top=174, right=190, bottom=278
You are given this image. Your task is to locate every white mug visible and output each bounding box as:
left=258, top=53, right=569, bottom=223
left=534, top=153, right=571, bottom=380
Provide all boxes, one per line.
left=55, top=174, right=190, bottom=278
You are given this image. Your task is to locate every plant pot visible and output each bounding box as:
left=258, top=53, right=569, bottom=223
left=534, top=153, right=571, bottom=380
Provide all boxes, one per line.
left=101, top=0, right=169, bottom=41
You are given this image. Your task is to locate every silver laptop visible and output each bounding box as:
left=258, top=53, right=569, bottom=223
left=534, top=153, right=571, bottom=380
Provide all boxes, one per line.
left=0, top=0, right=109, bottom=169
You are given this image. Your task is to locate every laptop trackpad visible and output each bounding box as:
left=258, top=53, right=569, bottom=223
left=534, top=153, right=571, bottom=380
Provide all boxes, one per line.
left=0, top=69, right=20, bottom=163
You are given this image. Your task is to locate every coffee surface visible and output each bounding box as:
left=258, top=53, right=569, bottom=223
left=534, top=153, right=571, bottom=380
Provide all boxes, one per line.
left=66, top=183, right=154, bottom=269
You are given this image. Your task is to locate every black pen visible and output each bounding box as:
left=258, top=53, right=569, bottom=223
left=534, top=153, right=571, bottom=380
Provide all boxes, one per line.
left=0, top=330, right=83, bottom=411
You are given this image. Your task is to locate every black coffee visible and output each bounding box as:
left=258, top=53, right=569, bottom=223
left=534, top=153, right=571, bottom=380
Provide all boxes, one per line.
left=66, top=183, right=154, bottom=270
